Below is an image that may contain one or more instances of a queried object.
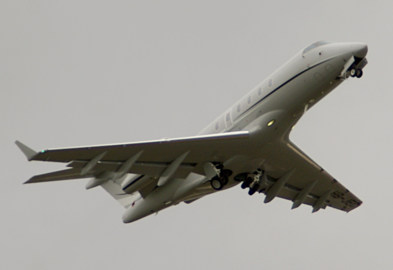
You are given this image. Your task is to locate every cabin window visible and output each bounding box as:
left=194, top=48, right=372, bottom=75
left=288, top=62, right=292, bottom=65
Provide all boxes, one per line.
left=226, top=113, right=230, bottom=121
left=215, top=122, right=219, bottom=130
left=269, top=79, right=273, bottom=87
left=258, top=88, right=262, bottom=96
left=237, top=104, right=241, bottom=112
left=248, top=96, right=251, bottom=104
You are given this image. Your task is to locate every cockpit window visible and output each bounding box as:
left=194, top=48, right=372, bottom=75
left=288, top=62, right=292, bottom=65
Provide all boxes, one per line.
left=303, top=41, right=332, bottom=54
left=303, top=43, right=318, bottom=54
left=317, top=41, right=331, bottom=46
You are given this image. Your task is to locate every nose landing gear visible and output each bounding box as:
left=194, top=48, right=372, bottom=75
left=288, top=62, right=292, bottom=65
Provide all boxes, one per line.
left=350, top=68, right=363, bottom=78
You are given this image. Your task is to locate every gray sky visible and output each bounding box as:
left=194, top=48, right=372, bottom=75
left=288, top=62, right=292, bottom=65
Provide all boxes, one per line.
left=2, top=1, right=392, bottom=269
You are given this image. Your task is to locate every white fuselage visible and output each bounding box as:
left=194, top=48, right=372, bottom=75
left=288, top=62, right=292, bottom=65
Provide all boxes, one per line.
left=122, top=42, right=368, bottom=223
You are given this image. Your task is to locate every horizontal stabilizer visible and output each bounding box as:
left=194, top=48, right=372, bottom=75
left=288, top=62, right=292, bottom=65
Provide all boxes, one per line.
left=24, top=168, right=89, bottom=184
left=15, top=141, right=37, bottom=161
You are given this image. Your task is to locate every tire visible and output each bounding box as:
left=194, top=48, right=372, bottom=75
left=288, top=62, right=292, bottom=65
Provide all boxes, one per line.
left=248, top=188, right=257, bottom=196
left=220, top=176, right=228, bottom=186
left=350, top=69, right=356, bottom=77
left=249, top=183, right=260, bottom=196
left=211, top=178, right=223, bottom=190
left=356, top=69, right=363, bottom=78
left=241, top=177, right=253, bottom=189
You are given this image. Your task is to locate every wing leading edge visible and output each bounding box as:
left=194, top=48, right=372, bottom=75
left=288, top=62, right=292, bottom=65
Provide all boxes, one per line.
left=19, top=131, right=249, bottom=163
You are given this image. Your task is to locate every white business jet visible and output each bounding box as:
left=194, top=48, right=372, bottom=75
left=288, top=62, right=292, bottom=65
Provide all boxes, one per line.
left=16, top=41, right=368, bottom=223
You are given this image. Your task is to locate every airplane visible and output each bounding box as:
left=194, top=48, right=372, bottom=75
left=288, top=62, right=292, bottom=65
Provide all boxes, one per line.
left=16, top=41, right=368, bottom=224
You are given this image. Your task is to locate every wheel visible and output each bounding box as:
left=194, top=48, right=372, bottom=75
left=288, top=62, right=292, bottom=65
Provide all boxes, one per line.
left=356, top=69, right=363, bottom=78
left=211, top=178, right=223, bottom=190
left=241, top=177, right=253, bottom=189
left=248, top=183, right=260, bottom=196
left=248, top=188, right=257, bottom=196
left=350, top=69, right=356, bottom=77
left=252, top=183, right=260, bottom=191
left=220, top=176, right=228, bottom=186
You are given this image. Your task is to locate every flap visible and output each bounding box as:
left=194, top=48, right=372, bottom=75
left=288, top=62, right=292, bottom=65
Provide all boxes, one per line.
left=66, top=160, right=195, bottom=179
left=24, top=168, right=91, bottom=184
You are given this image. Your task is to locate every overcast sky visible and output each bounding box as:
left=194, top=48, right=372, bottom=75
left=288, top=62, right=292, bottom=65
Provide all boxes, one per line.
left=2, top=1, right=392, bottom=269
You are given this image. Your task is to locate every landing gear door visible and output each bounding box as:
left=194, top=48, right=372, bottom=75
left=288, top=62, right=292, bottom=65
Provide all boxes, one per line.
left=225, top=110, right=233, bottom=130
left=340, top=55, right=355, bottom=78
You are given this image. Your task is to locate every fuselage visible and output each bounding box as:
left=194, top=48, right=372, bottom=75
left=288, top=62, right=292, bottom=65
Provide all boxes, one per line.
left=122, top=41, right=368, bottom=223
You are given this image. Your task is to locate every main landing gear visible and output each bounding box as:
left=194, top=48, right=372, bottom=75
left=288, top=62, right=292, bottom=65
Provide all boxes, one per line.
left=236, top=170, right=266, bottom=196
left=210, top=164, right=232, bottom=190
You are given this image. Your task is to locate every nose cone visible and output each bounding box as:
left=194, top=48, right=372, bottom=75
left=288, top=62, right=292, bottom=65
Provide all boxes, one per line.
left=351, top=43, right=368, bottom=58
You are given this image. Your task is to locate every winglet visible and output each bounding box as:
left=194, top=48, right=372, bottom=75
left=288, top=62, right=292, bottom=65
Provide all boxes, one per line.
left=15, top=141, right=38, bottom=161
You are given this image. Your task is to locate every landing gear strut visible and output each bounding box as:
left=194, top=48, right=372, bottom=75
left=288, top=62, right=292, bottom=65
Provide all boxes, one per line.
left=210, top=164, right=232, bottom=190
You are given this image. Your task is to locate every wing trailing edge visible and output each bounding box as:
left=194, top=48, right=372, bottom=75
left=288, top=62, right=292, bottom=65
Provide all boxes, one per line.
left=24, top=168, right=88, bottom=184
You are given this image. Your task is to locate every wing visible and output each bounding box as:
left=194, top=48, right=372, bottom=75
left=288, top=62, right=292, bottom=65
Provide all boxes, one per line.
left=258, top=140, right=362, bottom=212
left=16, top=132, right=250, bottom=205
left=16, top=131, right=249, bottom=181
left=16, top=132, right=249, bottom=207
